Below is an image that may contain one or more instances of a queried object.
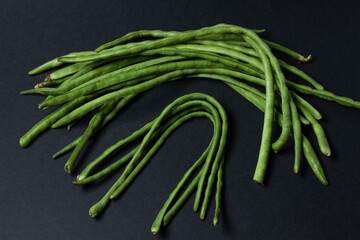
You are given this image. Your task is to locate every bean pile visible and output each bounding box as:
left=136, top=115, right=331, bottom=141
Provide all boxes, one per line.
left=20, top=23, right=360, bottom=232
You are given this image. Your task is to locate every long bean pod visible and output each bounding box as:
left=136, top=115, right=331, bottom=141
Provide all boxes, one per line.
left=19, top=95, right=97, bottom=147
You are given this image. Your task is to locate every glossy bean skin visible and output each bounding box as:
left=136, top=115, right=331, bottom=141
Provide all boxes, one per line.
left=243, top=36, right=275, bottom=184
left=289, top=94, right=302, bottom=173
left=297, top=103, right=331, bottom=156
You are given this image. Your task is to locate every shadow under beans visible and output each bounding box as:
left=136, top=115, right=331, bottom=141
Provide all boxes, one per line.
left=157, top=224, right=170, bottom=238
left=220, top=174, right=234, bottom=236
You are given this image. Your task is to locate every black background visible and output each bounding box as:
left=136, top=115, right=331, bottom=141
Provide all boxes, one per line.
left=1, top=1, right=360, bottom=239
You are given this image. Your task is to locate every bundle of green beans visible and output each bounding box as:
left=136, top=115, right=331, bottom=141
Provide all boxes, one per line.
left=70, top=93, right=227, bottom=232
left=20, top=23, right=360, bottom=231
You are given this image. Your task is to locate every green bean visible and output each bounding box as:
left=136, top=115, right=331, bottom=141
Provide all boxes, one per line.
left=289, top=94, right=302, bottom=173
left=213, top=156, right=224, bottom=226
left=302, top=136, right=328, bottom=185
left=286, top=80, right=360, bottom=109
left=151, top=144, right=211, bottom=234
left=162, top=169, right=203, bottom=227
left=28, top=58, right=65, bottom=76
left=19, top=95, right=97, bottom=147
left=34, top=75, right=72, bottom=89
left=64, top=100, right=119, bottom=173
left=278, top=59, right=324, bottom=90
left=244, top=36, right=275, bottom=184
left=74, top=146, right=139, bottom=185
left=263, top=39, right=312, bottom=63
left=49, top=62, right=90, bottom=80
left=20, top=87, right=62, bottom=96
left=28, top=51, right=95, bottom=75
left=291, top=92, right=322, bottom=120
left=52, top=137, right=80, bottom=159
left=297, top=103, right=331, bottom=156
left=66, top=118, right=80, bottom=131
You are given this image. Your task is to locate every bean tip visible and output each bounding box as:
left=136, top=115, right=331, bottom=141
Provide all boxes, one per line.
left=19, top=138, right=28, bottom=148
left=45, top=75, right=52, bottom=82
left=213, top=218, right=219, bottom=226
left=253, top=178, right=265, bottom=186
left=322, top=178, right=329, bottom=186
left=34, top=83, right=44, bottom=89
left=64, top=164, right=72, bottom=173
left=76, top=175, right=85, bottom=182
left=89, top=209, right=97, bottom=217
left=300, top=54, right=312, bottom=63
left=38, top=103, right=48, bottom=109
left=151, top=226, right=159, bottom=235
left=28, top=69, right=37, bottom=75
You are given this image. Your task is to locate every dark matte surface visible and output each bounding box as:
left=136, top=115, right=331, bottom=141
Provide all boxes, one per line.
left=1, top=1, right=360, bottom=239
